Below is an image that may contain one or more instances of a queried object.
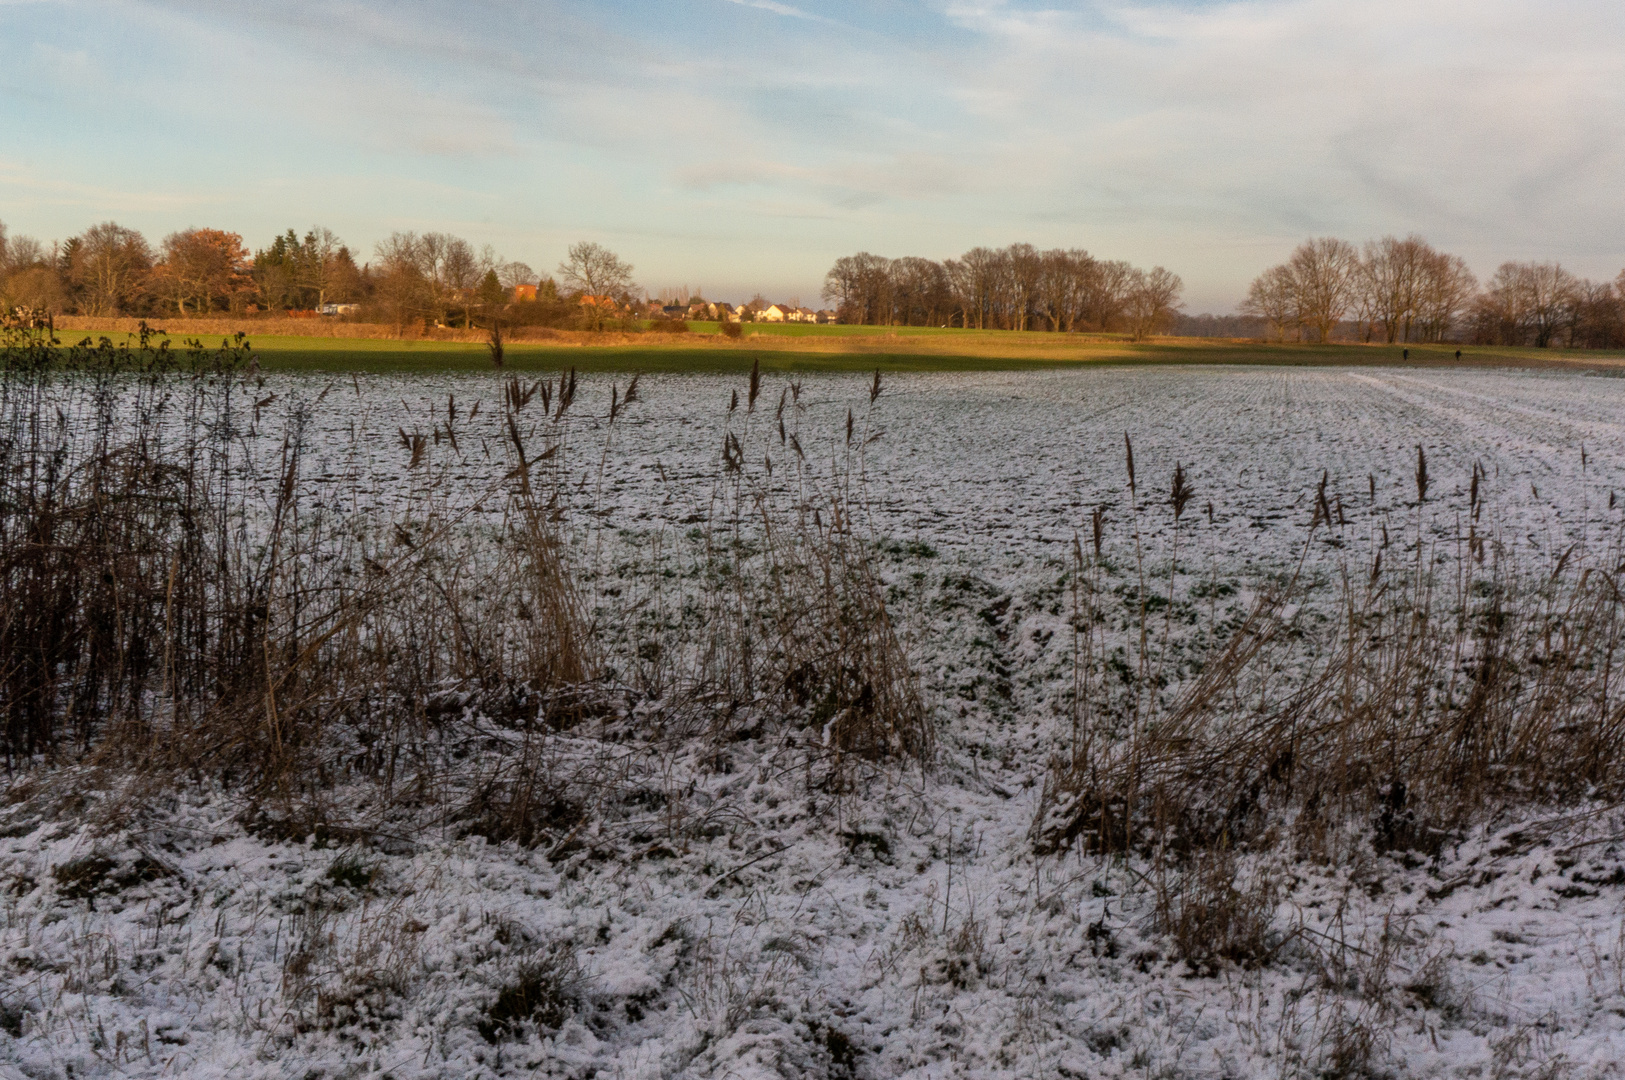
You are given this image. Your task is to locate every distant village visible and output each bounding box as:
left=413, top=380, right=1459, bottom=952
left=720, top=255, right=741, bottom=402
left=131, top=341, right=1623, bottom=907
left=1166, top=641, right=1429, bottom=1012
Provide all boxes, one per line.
left=650, top=299, right=838, bottom=324
left=507, top=284, right=835, bottom=325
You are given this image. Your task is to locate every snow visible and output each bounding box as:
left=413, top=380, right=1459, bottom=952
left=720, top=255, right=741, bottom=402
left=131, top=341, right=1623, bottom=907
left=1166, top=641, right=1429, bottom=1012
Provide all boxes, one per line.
left=5, top=364, right=1625, bottom=1078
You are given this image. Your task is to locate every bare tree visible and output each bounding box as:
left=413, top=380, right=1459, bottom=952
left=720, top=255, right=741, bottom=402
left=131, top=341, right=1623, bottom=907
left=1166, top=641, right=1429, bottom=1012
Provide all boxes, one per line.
left=0, top=222, right=61, bottom=314
left=1087, top=260, right=1135, bottom=332
left=822, top=254, right=867, bottom=323
left=1522, top=261, right=1578, bottom=348
left=1287, top=237, right=1359, bottom=343
left=478, top=243, right=500, bottom=278
left=498, top=261, right=538, bottom=290
left=12, top=236, right=48, bottom=273
left=1471, top=260, right=1578, bottom=347
left=297, top=227, right=346, bottom=309
left=1469, top=263, right=1529, bottom=345
left=1003, top=243, right=1042, bottom=331
left=1561, top=279, right=1609, bottom=348
left=821, top=243, right=1183, bottom=336
left=435, top=235, right=480, bottom=325
left=984, top=247, right=1018, bottom=329
left=942, top=258, right=973, bottom=329
left=821, top=252, right=889, bottom=324
left=1240, top=264, right=1299, bottom=341
left=1413, top=250, right=1476, bottom=343
left=68, top=222, right=152, bottom=316
left=958, top=247, right=1001, bottom=329
left=558, top=241, right=636, bottom=302
left=889, top=256, right=949, bottom=326
left=1123, top=266, right=1184, bottom=341
left=1348, top=257, right=1381, bottom=342
left=1362, top=236, right=1432, bottom=343
left=1571, top=277, right=1625, bottom=348
left=0, top=223, right=45, bottom=287
left=372, top=231, right=434, bottom=331
left=1043, top=249, right=1097, bottom=332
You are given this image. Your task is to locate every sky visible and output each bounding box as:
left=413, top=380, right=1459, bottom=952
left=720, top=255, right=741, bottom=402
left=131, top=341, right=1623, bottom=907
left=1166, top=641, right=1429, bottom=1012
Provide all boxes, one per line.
left=1, top=0, right=1622, bottom=313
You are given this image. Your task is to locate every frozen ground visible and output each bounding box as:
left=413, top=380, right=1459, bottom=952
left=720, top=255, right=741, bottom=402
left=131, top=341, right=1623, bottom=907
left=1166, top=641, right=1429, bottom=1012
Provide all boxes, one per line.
left=5, top=366, right=1625, bottom=1078
left=283, top=365, right=1625, bottom=564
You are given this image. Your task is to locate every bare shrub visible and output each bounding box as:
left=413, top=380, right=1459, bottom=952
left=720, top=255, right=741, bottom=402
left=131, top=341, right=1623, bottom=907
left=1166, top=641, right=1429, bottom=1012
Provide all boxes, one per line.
left=451, top=724, right=642, bottom=853
left=1153, top=849, right=1284, bottom=973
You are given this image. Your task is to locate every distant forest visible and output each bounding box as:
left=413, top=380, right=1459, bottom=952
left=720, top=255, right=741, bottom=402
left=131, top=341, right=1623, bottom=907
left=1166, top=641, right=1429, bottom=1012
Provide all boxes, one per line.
left=1244, top=236, right=1625, bottom=349
left=822, top=246, right=1183, bottom=341
left=1169, top=313, right=1268, bottom=338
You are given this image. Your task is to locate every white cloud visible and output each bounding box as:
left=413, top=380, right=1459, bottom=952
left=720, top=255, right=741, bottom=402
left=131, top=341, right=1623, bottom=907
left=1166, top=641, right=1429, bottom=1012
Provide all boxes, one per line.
left=920, top=0, right=1625, bottom=298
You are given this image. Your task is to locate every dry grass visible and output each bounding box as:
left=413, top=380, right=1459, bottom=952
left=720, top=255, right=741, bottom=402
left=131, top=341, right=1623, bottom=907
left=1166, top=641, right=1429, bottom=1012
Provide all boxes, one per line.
left=10, top=318, right=1609, bottom=847
left=50, top=316, right=580, bottom=343
left=51, top=317, right=1625, bottom=374
left=666, top=368, right=932, bottom=784
left=0, top=325, right=929, bottom=850
left=1153, top=848, right=1285, bottom=974
left=1033, top=485, right=1625, bottom=865
left=0, top=327, right=596, bottom=830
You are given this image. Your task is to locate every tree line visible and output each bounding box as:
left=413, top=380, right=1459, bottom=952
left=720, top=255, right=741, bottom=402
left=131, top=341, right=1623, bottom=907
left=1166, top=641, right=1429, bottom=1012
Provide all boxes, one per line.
left=0, top=220, right=367, bottom=319
left=10, top=217, right=1622, bottom=347
left=1244, top=236, right=1625, bottom=348
left=0, top=220, right=641, bottom=332
left=822, top=245, right=1184, bottom=339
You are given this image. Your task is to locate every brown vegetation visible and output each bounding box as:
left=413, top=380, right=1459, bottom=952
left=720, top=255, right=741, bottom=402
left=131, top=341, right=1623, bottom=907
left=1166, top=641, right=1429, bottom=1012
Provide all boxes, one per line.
left=0, top=325, right=926, bottom=844
left=47, top=315, right=578, bottom=342
left=1033, top=457, right=1625, bottom=869
left=0, top=219, right=638, bottom=335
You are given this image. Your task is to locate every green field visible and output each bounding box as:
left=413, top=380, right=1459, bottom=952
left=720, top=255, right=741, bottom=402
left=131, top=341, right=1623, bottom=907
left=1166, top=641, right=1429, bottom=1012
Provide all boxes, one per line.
left=54, top=324, right=1625, bottom=375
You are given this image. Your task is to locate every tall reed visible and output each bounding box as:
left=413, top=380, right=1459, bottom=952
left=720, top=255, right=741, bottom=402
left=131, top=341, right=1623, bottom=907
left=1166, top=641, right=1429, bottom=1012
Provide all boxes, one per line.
left=1033, top=488, right=1625, bottom=858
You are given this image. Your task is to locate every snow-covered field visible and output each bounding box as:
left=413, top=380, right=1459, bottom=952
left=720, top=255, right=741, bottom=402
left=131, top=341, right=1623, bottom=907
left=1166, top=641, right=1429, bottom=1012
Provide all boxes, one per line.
left=5, top=365, right=1625, bottom=1079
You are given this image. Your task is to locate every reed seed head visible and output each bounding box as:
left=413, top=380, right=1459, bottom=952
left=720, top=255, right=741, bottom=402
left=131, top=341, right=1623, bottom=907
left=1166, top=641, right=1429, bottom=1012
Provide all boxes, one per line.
left=1170, top=462, right=1193, bottom=522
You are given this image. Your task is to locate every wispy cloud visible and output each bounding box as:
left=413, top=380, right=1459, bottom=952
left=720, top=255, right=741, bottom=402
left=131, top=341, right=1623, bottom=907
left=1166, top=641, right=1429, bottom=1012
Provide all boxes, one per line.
left=720, top=0, right=828, bottom=20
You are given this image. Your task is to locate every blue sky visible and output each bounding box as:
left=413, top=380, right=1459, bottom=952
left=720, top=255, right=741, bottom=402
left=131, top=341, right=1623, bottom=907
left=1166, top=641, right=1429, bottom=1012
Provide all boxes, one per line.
left=2, top=0, right=1622, bottom=311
